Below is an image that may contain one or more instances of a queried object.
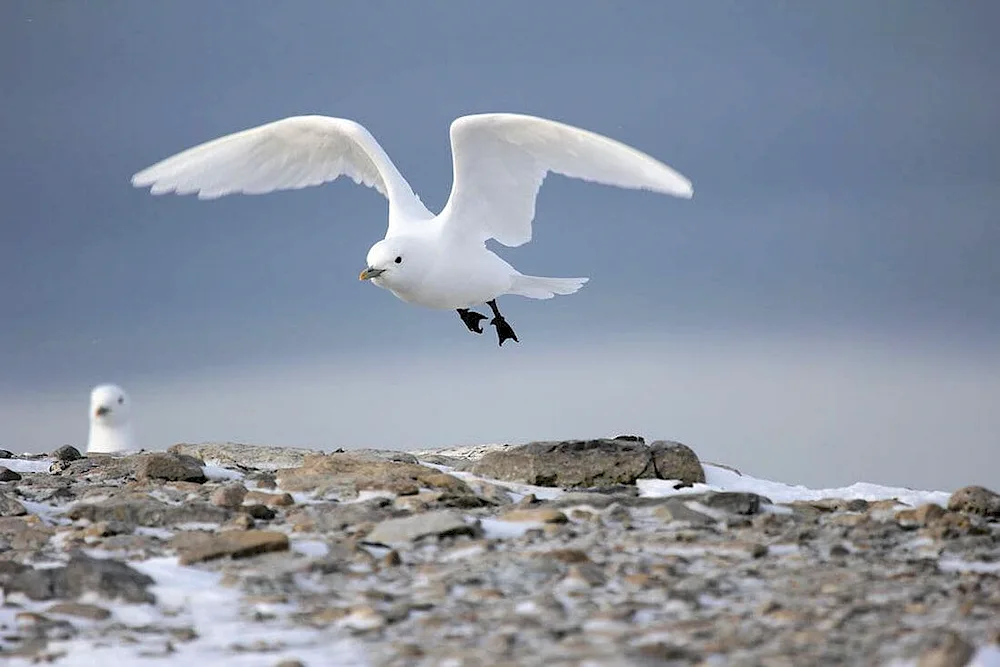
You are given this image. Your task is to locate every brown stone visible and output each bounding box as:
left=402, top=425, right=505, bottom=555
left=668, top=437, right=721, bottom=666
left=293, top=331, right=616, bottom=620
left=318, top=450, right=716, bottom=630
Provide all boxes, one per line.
left=498, top=508, right=568, bottom=524
left=175, top=530, right=289, bottom=565
left=136, top=453, right=207, bottom=484
left=245, top=490, right=295, bottom=507
left=275, top=452, right=471, bottom=499
left=896, top=503, right=947, bottom=527
left=534, top=549, right=591, bottom=564
left=210, top=483, right=248, bottom=508
left=46, top=602, right=112, bottom=621
left=917, top=631, right=975, bottom=667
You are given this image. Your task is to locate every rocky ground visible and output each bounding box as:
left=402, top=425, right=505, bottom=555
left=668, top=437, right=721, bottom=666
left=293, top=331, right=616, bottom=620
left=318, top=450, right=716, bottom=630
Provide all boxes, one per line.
left=0, top=437, right=998, bottom=666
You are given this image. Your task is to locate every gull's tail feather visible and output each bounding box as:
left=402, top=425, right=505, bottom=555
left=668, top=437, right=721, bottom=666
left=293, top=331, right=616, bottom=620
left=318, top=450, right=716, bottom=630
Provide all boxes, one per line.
left=507, top=274, right=589, bottom=300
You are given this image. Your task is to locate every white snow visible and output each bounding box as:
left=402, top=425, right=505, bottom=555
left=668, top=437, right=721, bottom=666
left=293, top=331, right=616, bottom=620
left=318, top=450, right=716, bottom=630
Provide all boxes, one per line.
left=480, top=518, right=546, bottom=540
left=1, top=458, right=53, bottom=474
left=201, top=462, right=244, bottom=481
left=290, top=539, right=329, bottom=558
left=637, top=463, right=953, bottom=508
left=937, top=558, right=1000, bottom=574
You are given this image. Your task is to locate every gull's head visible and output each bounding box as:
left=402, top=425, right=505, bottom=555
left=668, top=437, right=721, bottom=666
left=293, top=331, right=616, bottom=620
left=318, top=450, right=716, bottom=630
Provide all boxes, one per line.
left=360, top=237, right=432, bottom=291
left=89, top=383, right=131, bottom=428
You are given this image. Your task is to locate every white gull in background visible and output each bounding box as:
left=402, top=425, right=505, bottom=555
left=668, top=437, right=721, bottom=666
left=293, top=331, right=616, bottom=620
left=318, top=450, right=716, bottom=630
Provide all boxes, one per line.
left=130, top=113, right=694, bottom=346
left=86, top=383, right=134, bottom=454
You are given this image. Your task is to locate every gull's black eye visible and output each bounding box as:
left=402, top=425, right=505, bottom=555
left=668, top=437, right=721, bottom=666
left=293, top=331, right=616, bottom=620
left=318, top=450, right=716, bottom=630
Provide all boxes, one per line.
left=118, top=396, right=124, bottom=404
left=394, top=256, right=402, bottom=264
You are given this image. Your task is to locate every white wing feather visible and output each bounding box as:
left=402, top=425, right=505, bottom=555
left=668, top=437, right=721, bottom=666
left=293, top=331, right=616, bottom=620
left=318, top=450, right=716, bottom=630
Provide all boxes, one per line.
left=130, top=115, right=431, bottom=225
left=440, top=113, right=693, bottom=247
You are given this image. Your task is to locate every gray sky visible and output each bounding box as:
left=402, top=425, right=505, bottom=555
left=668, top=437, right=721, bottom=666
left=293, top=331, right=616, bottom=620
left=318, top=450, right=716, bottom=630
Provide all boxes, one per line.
left=1, top=1, right=998, bottom=491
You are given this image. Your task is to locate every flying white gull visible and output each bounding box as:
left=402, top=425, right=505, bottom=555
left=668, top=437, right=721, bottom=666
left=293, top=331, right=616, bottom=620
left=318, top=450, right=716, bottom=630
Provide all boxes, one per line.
left=87, top=383, right=134, bottom=454
left=131, top=113, right=693, bottom=346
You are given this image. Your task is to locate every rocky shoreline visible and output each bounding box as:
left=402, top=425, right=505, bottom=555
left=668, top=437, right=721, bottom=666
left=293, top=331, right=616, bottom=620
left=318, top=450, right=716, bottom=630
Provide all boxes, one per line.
left=0, top=438, right=998, bottom=666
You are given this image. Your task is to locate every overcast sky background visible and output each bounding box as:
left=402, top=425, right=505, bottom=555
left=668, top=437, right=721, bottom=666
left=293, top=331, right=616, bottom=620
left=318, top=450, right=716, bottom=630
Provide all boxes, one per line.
left=1, top=1, right=998, bottom=491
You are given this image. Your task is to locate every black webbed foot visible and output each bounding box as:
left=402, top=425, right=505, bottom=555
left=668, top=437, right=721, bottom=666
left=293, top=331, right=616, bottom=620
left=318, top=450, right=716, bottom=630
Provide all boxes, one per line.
left=457, top=308, right=487, bottom=334
left=486, top=299, right=519, bottom=347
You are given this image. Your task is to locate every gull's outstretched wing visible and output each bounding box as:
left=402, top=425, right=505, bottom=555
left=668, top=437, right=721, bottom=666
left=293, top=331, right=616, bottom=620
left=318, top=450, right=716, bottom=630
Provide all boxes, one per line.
left=131, top=115, right=431, bottom=225
left=439, top=113, right=693, bottom=247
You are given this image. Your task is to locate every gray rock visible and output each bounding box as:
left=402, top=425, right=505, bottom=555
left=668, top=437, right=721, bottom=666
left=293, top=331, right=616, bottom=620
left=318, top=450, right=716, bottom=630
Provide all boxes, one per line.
left=411, top=454, right=470, bottom=468
left=362, top=510, right=479, bottom=548
left=239, top=503, right=276, bottom=520
left=697, top=491, right=768, bottom=515
left=947, top=486, right=1000, bottom=519
left=287, top=499, right=396, bottom=533
left=0, top=490, right=27, bottom=516
left=4, top=552, right=155, bottom=603
left=469, top=439, right=708, bottom=489
left=470, top=439, right=654, bottom=488
left=0, top=466, right=22, bottom=482
left=68, top=497, right=229, bottom=527
left=136, top=452, right=207, bottom=483
left=643, top=440, right=706, bottom=485
left=169, top=442, right=320, bottom=471
left=652, top=499, right=716, bottom=524
left=52, top=445, right=82, bottom=461
left=0, top=516, right=54, bottom=550
left=343, top=448, right=420, bottom=465
left=59, top=456, right=137, bottom=482
left=0, top=449, right=13, bottom=458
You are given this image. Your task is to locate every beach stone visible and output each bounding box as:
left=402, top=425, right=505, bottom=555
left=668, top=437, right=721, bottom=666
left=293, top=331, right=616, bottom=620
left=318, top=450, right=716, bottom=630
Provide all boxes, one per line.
left=175, top=530, right=290, bottom=565
left=52, top=445, right=82, bottom=462
left=46, top=602, right=112, bottom=621
left=0, top=449, right=13, bottom=458
left=4, top=552, right=154, bottom=603
left=362, top=510, right=479, bottom=548
left=0, top=490, right=27, bottom=517
left=499, top=508, right=569, bottom=524
left=896, top=503, right=948, bottom=527
left=470, top=439, right=654, bottom=488
left=68, top=497, right=229, bottom=527
left=245, top=490, right=295, bottom=507
left=917, top=631, right=975, bottom=667
left=652, top=499, right=715, bottom=524
left=136, top=452, right=207, bottom=483
left=643, top=440, right=706, bottom=485
left=0, top=516, right=55, bottom=551
left=169, top=442, right=320, bottom=470
left=696, top=491, right=767, bottom=515
left=211, top=483, right=248, bottom=508
left=286, top=499, right=395, bottom=533
left=0, top=466, right=22, bottom=482
left=275, top=452, right=471, bottom=498
left=947, top=486, right=1000, bottom=519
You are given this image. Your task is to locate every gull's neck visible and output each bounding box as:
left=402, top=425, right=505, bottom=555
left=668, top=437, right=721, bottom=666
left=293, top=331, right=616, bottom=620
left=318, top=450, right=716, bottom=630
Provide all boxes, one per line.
left=87, top=423, right=134, bottom=454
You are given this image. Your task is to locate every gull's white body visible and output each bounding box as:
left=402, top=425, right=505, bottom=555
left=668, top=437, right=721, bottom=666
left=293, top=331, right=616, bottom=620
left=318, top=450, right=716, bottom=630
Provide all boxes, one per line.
left=131, top=113, right=694, bottom=312
left=87, top=383, right=134, bottom=454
